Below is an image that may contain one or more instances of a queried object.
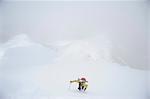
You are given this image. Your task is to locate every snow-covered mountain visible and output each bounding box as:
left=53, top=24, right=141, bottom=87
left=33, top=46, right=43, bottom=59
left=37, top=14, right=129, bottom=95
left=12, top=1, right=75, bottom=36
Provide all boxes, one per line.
left=0, top=34, right=57, bottom=68
left=48, top=35, right=113, bottom=63
left=0, top=34, right=148, bottom=99
left=0, top=34, right=113, bottom=68
left=3, top=34, right=35, bottom=48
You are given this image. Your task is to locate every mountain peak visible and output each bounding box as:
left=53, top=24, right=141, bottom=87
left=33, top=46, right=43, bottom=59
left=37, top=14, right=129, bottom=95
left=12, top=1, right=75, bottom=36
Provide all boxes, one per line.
left=4, top=34, right=34, bottom=48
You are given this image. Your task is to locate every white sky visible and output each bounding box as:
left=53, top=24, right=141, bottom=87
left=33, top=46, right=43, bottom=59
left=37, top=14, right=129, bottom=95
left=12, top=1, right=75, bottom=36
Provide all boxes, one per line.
left=0, top=1, right=149, bottom=70
left=1, top=0, right=148, bottom=2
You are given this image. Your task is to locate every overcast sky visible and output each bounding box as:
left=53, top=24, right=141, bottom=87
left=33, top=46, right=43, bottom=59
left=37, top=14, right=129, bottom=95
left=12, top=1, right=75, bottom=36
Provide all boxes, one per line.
left=0, top=1, right=149, bottom=69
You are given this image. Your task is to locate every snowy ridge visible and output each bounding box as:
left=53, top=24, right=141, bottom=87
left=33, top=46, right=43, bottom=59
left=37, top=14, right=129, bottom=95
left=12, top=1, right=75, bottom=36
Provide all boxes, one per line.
left=59, top=40, right=104, bottom=62
left=0, top=34, right=35, bottom=61
left=0, top=34, right=148, bottom=99
left=49, top=37, right=113, bottom=63
left=0, top=34, right=57, bottom=70
left=3, top=34, right=35, bottom=48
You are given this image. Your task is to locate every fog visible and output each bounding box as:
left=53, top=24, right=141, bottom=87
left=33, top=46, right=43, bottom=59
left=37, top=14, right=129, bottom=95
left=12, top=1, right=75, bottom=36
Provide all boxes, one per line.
left=0, top=9, right=1, bottom=30
left=0, top=1, right=148, bottom=69
left=0, top=1, right=149, bottom=99
left=148, top=1, right=150, bottom=97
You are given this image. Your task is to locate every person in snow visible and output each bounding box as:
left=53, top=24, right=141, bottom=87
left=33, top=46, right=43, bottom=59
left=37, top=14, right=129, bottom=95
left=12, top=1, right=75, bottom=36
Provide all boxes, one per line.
left=70, top=78, right=88, bottom=91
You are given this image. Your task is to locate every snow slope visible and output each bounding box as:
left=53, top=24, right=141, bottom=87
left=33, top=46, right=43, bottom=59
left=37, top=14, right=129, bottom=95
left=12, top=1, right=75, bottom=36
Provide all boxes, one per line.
left=0, top=34, right=148, bottom=99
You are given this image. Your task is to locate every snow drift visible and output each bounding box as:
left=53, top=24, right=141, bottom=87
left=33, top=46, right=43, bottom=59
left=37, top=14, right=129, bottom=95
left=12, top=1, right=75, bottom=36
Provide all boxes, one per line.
left=0, top=34, right=148, bottom=99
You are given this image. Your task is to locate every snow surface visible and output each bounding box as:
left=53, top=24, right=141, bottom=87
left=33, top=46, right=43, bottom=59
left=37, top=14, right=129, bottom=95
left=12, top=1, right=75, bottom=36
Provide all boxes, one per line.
left=0, top=34, right=148, bottom=99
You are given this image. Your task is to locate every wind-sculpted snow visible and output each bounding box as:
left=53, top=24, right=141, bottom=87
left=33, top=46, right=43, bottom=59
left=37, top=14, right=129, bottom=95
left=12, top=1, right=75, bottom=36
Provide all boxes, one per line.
left=0, top=34, right=148, bottom=99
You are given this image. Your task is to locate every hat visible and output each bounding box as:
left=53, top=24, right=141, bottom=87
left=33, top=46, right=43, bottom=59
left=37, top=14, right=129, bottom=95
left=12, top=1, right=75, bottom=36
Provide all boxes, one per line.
left=81, top=77, right=86, bottom=81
